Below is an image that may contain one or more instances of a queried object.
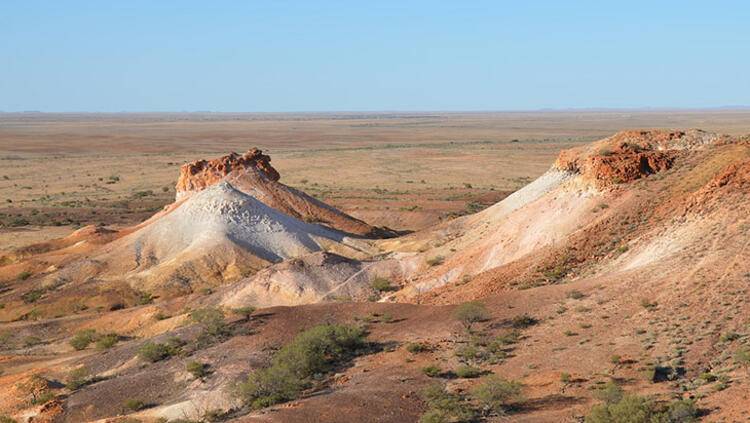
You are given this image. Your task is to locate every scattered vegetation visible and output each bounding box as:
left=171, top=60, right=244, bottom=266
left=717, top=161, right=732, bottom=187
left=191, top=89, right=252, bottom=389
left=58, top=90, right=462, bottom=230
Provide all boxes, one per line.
left=95, top=333, right=120, bottom=350
left=138, top=339, right=183, bottom=363
left=70, top=329, right=98, bottom=350
left=186, top=361, right=210, bottom=379
left=472, top=375, right=523, bottom=416
left=422, top=365, right=443, bottom=377
left=237, top=323, right=367, bottom=409
left=453, top=301, right=490, bottom=331
left=65, top=367, right=90, bottom=390
left=123, top=398, right=146, bottom=411
left=454, top=365, right=482, bottom=379
left=371, top=276, right=397, bottom=293
left=406, top=342, right=429, bottom=353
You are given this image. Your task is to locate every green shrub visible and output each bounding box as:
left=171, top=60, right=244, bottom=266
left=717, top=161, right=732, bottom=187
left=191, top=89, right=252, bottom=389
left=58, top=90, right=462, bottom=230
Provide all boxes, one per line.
left=66, top=367, right=89, bottom=390
left=371, top=277, right=396, bottom=293
left=406, top=342, right=429, bottom=353
left=454, top=301, right=489, bottom=331
left=186, top=361, right=210, bottom=379
left=21, top=289, right=44, bottom=304
left=593, top=381, right=624, bottom=405
left=510, top=314, right=538, bottom=329
left=419, top=384, right=475, bottom=423
left=136, top=291, right=154, bottom=305
left=70, top=329, right=97, bottom=350
left=454, top=365, right=482, bottom=379
left=17, top=271, right=32, bottom=281
left=471, top=375, right=523, bottom=416
left=422, top=365, right=442, bottom=377
left=123, top=398, right=146, bottom=411
left=138, top=341, right=174, bottom=362
left=190, top=307, right=229, bottom=337
left=95, top=333, right=120, bottom=350
left=734, top=347, right=750, bottom=372
left=237, top=323, right=366, bottom=409
left=567, top=290, right=585, bottom=300
left=231, top=306, right=256, bottom=321
left=586, top=395, right=697, bottom=423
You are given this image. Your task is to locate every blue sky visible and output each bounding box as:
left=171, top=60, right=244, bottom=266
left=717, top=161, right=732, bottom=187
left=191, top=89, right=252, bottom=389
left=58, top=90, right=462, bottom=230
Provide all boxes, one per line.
left=1, top=1, right=748, bottom=112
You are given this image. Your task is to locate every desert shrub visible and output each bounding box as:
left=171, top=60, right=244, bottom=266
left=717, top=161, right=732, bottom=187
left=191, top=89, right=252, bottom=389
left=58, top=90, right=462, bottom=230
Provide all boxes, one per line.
left=65, top=367, right=90, bottom=390
left=17, top=271, right=32, bottom=281
left=586, top=395, right=697, bottom=423
left=23, top=336, right=42, bottom=347
left=231, top=306, right=256, bottom=321
left=70, top=329, right=97, bottom=350
left=426, top=256, right=444, bottom=266
left=406, top=342, right=429, bottom=353
left=510, top=314, right=538, bottom=329
left=30, top=391, right=55, bottom=405
left=186, top=361, right=210, bottom=379
left=422, top=365, right=442, bottom=377
left=567, top=290, right=585, bottom=300
left=454, top=365, right=482, bottom=379
left=0, top=415, right=18, bottom=423
left=190, top=307, right=229, bottom=338
left=123, top=398, right=146, bottom=411
left=734, top=347, right=750, bottom=372
left=640, top=299, right=658, bottom=310
left=720, top=332, right=740, bottom=342
left=454, top=301, right=489, bottom=331
left=471, top=375, right=523, bottom=416
left=593, top=381, right=624, bottom=404
left=95, top=333, right=120, bottom=350
left=21, top=289, right=44, bottom=304
left=138, top=341, right=175, bottom=362
left=136, top=291, right=154, bottom=305
left=371, top=277, right=396, bottom=292
left=237, top=323, right=366, bottom=409
left=419, top=384, right=475, bottom=423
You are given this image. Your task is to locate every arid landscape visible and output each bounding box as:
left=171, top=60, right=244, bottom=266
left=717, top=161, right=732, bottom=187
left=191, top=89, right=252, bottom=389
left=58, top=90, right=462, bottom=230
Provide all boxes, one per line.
left=1, top=111, right=750, bottom=422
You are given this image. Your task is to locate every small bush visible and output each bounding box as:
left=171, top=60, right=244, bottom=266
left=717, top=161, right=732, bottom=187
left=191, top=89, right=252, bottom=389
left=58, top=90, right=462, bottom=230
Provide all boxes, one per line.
left=567, top=290, right=585, bottom=300
left=186, top=361, right=210, bottom=379
left=734, top=347, right=750, bottom=372
left=454, top=302, right=490, bottom=331
left=592, top=381, right=623, bottom=404
left=95, top=333, right=119, bottom=350
left=422, top=365, right=442, bottom=377
left=471, top=375, right=523, bottom=416
left=66, top=367, right=89, bottom=390
left=586, top=395, right=697, bottom=423
left=0, top=415, right=18, bottom=423
left=406, top=342, right=429, bottom=353
left=420, top=384, right=475, bottom=423
left=190, top=307, right=229, bottom=338
left=123, top=398, right=146, bottom=411
left=237, top=324, right=366, bottom=409
left=510, top=314, right=538, bottom=329
left=231, top=306, right=256, bottom=321
left=371, top=277, right=396, bottom=293
left=21, top=289, right=44, bottom=304
left=138, top=341, right=174, bottom=362
left=454, top=365, right=482, bottom=379
left=17, top=271, right=32, bottom=281
left=70, top=329, right=97, bottom=351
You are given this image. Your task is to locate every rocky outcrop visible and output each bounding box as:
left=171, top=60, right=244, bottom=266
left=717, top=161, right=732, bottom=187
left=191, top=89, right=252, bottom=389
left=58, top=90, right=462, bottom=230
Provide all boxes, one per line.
left=555, top=130, right=723, bottom=187
left=175, top=149, right=280, bottom=199
left=174, top=149, right=393, bottom=237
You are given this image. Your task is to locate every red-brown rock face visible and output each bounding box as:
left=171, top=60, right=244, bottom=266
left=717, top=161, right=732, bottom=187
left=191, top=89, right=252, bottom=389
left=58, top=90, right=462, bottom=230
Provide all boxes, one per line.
left=175, top=149, right=280, bottom=199
left=554, top=130, right=720, bottom=187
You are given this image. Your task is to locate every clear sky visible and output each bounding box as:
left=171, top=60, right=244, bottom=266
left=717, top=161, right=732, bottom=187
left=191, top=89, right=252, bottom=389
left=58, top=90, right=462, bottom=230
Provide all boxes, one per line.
left=1, top=1, right=748, bottom=112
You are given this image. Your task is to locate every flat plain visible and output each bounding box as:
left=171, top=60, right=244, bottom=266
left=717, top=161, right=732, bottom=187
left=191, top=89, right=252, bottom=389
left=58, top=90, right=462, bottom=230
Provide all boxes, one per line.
left=2, top=110, right=750, bottom=249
